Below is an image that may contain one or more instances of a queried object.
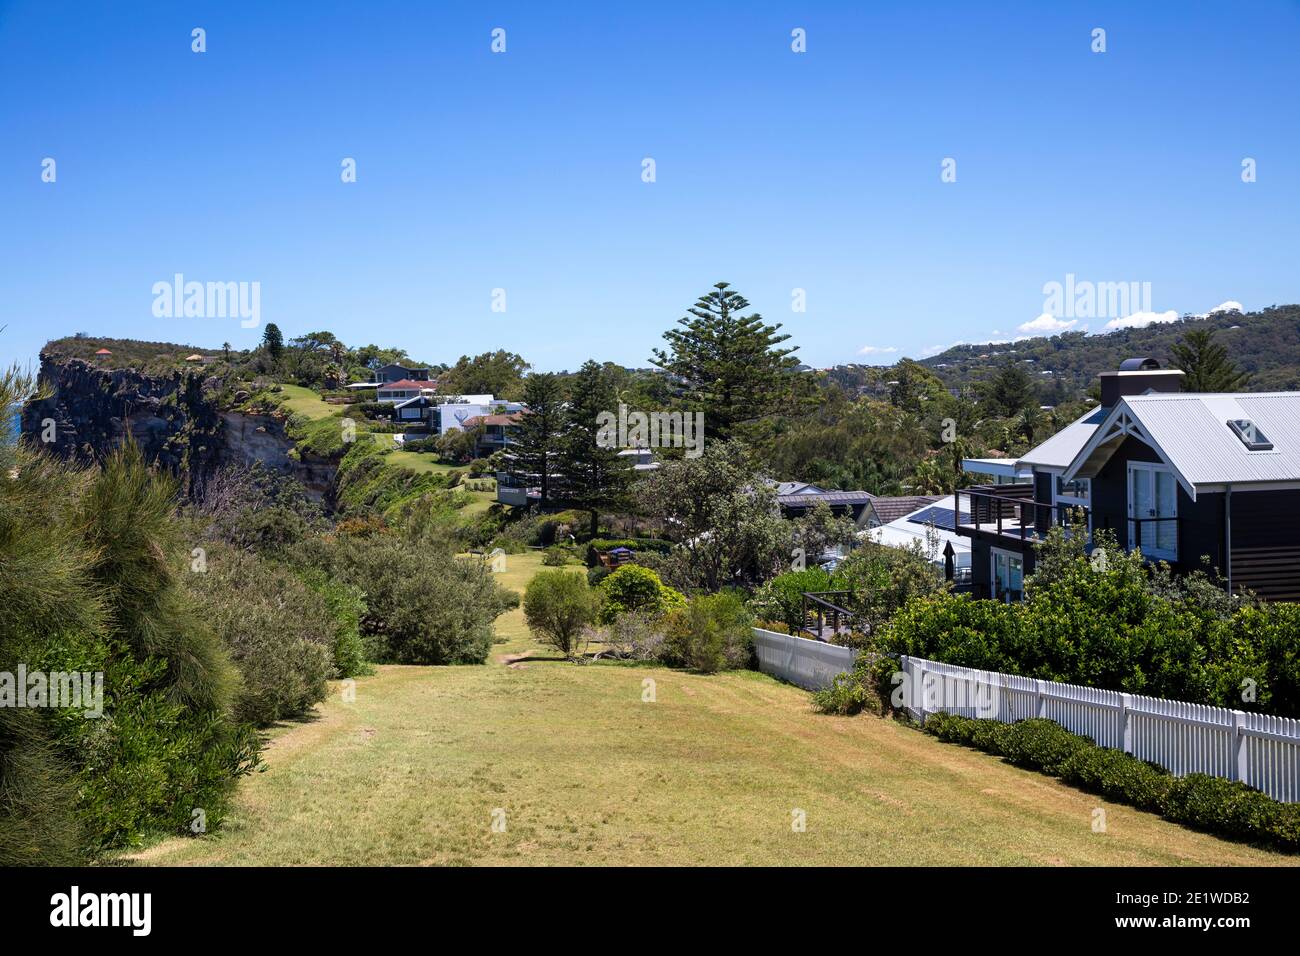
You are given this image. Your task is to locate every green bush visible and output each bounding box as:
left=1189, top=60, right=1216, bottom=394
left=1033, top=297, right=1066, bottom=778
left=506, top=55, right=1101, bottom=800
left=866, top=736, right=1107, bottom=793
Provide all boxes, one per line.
left=542, top=545, right=572, bottom=566
left=662, top=592, right=754, bottom=673
left=751, top=567, right=834, bottom=636
left=523, top=570, right=600, bottom=658
left=812, top=653, right=897, bottom=716
left=922, top=714, right=1299, bottom=852
left=597, top=564, right=686, bottom=625
left=585, top=537, right=674, bottom=566
left=871, top=527, right=1300, bottom=717
left=299, top=570, right=371, bottom=678
left=996, top=718, right=1091, bottom=775
left=1060, top=746, right=1171, bottom=812
left=1160, top=774, right=1300, bottom=849
left=811, top=670, right=874, bottom=716
left=293, top=535, right=509, bottom=664
left=0, top=428, right=258, bottom=861
left=185, top=547, right=335, bottom=726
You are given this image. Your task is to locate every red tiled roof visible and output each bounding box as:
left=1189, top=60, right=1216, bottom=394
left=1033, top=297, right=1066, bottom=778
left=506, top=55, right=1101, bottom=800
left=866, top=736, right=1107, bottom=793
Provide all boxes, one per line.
left=463, top=412, right=523, bottom=427
left=378, top=379, right=436, bottom=390
left=95, top=348, right=113, bottom=355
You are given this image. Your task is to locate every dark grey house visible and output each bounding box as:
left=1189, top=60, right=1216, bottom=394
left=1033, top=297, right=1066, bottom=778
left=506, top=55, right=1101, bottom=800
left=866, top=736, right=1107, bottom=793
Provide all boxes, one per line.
left=376, top=363, right=431, bottom=384
left=956, top=359, right=1300, bottom=602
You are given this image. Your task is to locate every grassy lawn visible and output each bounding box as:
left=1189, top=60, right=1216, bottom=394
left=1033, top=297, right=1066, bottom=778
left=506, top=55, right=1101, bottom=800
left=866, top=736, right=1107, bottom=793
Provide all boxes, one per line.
left=385, top=450, right=460, bottom=475
left=126, top=552, right=1291, bottom=867
left=275, top=384, right=337, bottom=421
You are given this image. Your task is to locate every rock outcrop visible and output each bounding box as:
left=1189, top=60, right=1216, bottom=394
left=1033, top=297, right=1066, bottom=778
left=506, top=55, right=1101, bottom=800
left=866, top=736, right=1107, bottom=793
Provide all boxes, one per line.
left=21, top=355, right=338, bottom=504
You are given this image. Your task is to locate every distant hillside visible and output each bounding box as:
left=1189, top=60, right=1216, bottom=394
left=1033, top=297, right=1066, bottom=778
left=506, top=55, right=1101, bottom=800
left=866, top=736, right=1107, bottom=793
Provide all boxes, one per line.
left=43, top=335, right=236, bottom=375
left=918, top=305, right=1300, bottom=398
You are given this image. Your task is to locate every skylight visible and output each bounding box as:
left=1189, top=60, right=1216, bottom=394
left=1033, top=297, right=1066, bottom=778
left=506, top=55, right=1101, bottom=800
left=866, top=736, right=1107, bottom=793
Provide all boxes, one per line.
left=1228, top=419, right=1273, bottom=451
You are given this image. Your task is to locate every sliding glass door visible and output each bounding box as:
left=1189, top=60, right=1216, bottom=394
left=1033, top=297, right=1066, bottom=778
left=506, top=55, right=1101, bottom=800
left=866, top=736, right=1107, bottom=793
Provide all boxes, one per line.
left=1128, top=463, right=1177, bottom=560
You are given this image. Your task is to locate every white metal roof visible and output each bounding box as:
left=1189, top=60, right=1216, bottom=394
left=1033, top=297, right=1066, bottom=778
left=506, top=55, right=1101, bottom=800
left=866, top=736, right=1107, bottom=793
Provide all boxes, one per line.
left=1063, top=392, right=1300, bottom=496
left=962, top=457, right=1032, bottom=479
left=1016, top=405, right=1108, bottom=469
left=860, top=495, right=971, bottom=565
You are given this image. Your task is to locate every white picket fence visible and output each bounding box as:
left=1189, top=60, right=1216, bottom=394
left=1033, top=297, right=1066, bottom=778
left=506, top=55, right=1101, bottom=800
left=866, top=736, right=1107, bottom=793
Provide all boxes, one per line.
left=752, top=628, right=857, bottom=691
left=900, top=655, right=1300, bottom=803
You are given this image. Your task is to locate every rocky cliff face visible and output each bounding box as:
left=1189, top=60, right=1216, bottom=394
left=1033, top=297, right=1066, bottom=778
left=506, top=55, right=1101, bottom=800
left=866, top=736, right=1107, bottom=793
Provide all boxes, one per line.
left=22, top=357, right=225, bottom=492
left=21, top=356, right=337, bottom=504
left=221, top=411, right=337, bottom=503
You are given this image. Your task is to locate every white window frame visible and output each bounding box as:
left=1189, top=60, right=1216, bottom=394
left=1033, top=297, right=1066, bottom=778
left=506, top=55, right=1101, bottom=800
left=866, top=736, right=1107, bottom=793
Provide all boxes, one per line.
left=1051, top=472, right=1091, bottom=536
left=1127, top=462, right=1178, bottom=560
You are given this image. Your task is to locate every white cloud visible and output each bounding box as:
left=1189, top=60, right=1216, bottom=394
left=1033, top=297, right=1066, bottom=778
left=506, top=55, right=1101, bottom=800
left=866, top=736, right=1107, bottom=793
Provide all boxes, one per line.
left=857, top=345, right=898, bottom=356
left=1206, top=300, right=1243, bottom=316
left=1102, top=309, right=1180, bottom=331
left=1016, top=313, right=1078, bottom=336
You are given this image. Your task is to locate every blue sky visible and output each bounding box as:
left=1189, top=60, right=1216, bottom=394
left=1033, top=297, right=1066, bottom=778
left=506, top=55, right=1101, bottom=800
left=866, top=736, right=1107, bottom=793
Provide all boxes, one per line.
left=2, top=1, right=1298, bottom=373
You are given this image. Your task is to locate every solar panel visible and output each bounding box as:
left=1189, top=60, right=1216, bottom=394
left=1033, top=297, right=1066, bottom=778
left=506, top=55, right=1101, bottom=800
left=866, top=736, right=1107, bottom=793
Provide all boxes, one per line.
left=906, top=506, right=968, bottom=529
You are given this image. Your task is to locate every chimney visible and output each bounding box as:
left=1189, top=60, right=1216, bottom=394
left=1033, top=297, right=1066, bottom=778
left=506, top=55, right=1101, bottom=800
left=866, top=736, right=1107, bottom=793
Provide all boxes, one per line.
left=1098, top=357, right=1184, bottom=407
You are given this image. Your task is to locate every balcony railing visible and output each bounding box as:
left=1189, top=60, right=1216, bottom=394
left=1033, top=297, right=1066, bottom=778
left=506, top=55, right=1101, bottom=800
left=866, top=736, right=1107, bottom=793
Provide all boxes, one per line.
left=955, top=484, right=1089, bottom=544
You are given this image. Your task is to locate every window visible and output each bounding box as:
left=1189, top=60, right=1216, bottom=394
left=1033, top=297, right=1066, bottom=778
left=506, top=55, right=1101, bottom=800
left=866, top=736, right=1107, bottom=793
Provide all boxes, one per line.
left=1228, top=419, right=1273, bottom=451
left=1055, top=475, right=1090, bottom=500
left=1127, top=463, right=1177, bottom=559
left=1053, top=474, right=1091, bottom=535
left=992, top=549, right=1024, bottom=603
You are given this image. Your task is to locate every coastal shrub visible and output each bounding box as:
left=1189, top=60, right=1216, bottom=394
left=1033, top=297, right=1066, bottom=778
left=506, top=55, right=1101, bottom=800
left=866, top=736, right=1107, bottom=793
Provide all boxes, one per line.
left=193, top=462, right=321, bottom=552
left=596, top=564, right=686, bottom=625
left=922, top=714, right=1299, bottom=852
left=662, top=592, right=754, bottom=673
left=542, top=545, right=572, bottom=566
left=185, top=546, right=334, bottom=725
left=811, top=653, right=898, bottom=716
left=750, top=567, right=834, bottom=636
left=524, top=571, right=600, bottom=658
left=602, top=610, right=669, bottom=661
left=0, top=421, right=257, bottom=860
left=293, top=535, right=508, bottom=665
left=1060, top=746, right=1171, bottom=812
left=298, top=569, right=371, bottom=678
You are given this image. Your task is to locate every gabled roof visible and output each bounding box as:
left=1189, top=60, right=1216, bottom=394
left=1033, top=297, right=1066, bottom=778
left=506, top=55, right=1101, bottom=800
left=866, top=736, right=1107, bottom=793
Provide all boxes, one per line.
left=1063, top=392, right=1300, bottom=499
left=866, top=495, right=942, bottom=525
left=378, top=379, right=435, bottom=391
left=863, top=494, right=971, bottom=561
left=1016, top=405, right=1108, bottom=469
left=778, top=491, right=875, bottom=508
left=773, top=480, right=824, bottom=496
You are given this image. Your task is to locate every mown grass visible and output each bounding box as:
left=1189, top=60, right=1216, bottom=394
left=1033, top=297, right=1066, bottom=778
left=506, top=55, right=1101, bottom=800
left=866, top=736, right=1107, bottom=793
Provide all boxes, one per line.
left=127, top=552, right=1291, bottom=867
left=385, top=450, right=460, bottom=475
left=274, top=384, right=336, bottom=421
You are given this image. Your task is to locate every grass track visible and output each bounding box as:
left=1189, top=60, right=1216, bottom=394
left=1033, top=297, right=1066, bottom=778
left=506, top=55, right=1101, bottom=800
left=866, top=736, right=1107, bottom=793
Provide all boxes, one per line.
left=128, top=554, right=1291, bottom=867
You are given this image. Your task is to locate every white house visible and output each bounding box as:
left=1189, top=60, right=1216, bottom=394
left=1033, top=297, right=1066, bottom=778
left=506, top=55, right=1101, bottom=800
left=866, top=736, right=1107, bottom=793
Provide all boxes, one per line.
left=436, top=396, right=524, bottom=435
left=862, top=494, right=972, bottom=584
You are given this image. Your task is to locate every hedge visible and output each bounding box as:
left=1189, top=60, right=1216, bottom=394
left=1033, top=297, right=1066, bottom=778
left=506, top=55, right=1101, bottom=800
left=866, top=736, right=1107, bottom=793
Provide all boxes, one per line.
left=585, top=537, right=674, bottom=566
left=922, top=713, right=1300, bottom=852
